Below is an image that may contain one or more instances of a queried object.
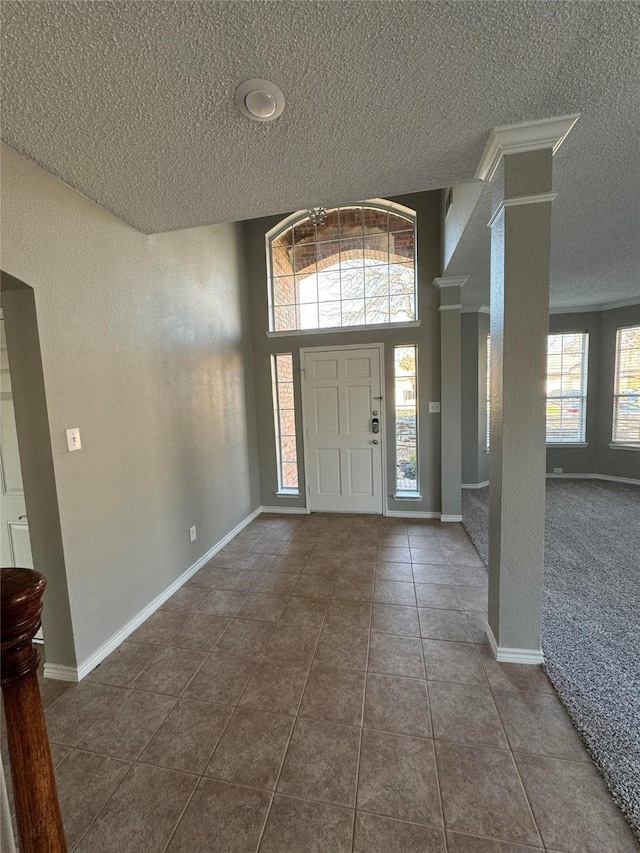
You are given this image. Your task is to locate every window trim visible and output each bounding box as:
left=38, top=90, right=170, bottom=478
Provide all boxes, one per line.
left=266, top=320, right=421, bottom=339
left=265, top=198, right=418, bottom=334
left=393, top=344, right=419, bottom=497
left=271, top=353, right=300, bottom=495
left=545, top=331, right=589, bottom=444
left=611, top=323, right=640, bottom=446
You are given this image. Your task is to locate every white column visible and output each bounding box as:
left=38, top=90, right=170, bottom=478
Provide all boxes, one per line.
left=476, top=114, right=580, bottom=662
left=434, top=276, right=467, bottom=522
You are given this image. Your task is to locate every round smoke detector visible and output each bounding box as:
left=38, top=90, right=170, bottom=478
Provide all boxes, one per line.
left=235, top=79, right=285, bottom=122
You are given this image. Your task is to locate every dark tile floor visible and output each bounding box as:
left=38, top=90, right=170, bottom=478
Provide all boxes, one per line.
left=3, top=514, right=638, bottom=852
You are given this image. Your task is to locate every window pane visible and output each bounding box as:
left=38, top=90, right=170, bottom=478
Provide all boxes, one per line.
left=273, top=276, right=295, bottom=307
left=390, top=293, right=415, bottom=323
left=341, top=299, right=365, bottom=326
left=318, top=301, right=342, bottom=328
left=613, top=325, right=640, bottom=443
left=395, top=346, right=418, bottom=492
left=363, top=207, right=388, bottom=233
left=365, top=297, right=390, bottom=325
left=340, top=267, right=365, bottom=300
left=268, top=203, right=416, bottom=332
left=365, top=266, right=389, bottom=298
left=274, top=306, right=296, bottom=332
left=271, top=354, right=298, bottom=491
left=340, top=235, right=364, bottom=262
left=546, top=332, right=588, bottom=442
left=316, top=270, right=341, bottom=302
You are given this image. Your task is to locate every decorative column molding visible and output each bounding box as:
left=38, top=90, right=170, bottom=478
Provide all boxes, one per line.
left=433, top=276, right=469, bottom=289
left=475, top=114, right=579, bottom=663
left=475, top=113, right=580, bottom=181
left=433, top=276, right=466, bottom=522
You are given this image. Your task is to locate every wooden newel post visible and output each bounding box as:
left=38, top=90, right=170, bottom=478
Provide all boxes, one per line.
left=1, top=568, right=67, bottom=852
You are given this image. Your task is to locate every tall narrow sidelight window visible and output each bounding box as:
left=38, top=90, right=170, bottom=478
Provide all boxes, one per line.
left=546, top=332, right=589, bottom=443
left=271, top=354, right=298, bottom=492
left=394, top=345, right=418, bottom=493
left=612, top=325, right=640, bottom=444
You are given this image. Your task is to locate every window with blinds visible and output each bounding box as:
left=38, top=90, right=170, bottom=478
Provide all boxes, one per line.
left=612, top=325, right=640, bottom=445
left=546, top=332, right=589, bottom=443
left=486, top=334, right=491, bottom=449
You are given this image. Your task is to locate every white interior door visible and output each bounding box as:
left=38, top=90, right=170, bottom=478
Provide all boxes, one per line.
left=303, top=346, right=383, bottom=513
left=1, top=317, right=33, bottom=568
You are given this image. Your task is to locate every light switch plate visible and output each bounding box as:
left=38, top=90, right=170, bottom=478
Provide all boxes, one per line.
left=189, top=525, right=197, bottom=542
left=66, top=428, right=82, bottom=451
left=429, top=402, right=441, bottom=413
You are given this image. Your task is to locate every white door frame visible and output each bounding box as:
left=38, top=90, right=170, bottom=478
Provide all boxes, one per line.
left=300, top=343, right=388, bottom=515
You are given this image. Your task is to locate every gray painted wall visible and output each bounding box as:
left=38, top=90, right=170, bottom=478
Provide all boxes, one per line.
left=1, top=275, right=76, bottom=667
left=1, top=145, right=260, bottom=665
left=461, top=311, right=489, bottom=485
left=243, top=191, right=443, bottom=515
left=442, top=182, right=484, bottom=271
left=461, top=304, right=640, bottom=484
left=596, top=304, right=640, bottom=479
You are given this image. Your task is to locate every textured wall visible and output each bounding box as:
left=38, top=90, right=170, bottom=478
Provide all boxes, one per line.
left=461, top=311, right=490, bottom=486
left=244, top=191, right=442, bottom=515
left=597, top=304, right=640, bottom=479
left=1, top=144, right=260, bottom=665
left=1, top=276, right=76, bottom=667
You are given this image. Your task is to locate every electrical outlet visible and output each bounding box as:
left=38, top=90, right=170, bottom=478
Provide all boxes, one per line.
left=189, top=525, right=197, bottom=542
left=553, top=467, right=563, bottom=474
left=429, top=402, right=441, bottom=413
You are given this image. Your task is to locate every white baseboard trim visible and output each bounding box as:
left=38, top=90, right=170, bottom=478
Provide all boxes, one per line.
left=485, top=622, right=544, bottom=665
left=440, top=514, right=463, bottom=523
left=45, top=506, right=263, bottom=683
left=42, top=663, right=79, bottom=682
left=260, top=505, right=309, bottom=514
left=386, top=510, right=441, bottom=519
left=546, top=472, right=640, bottom=486
left=462, top=481, right=489, bottom=489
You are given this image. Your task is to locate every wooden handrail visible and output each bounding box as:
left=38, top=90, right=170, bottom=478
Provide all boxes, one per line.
left=1, top=568, right=67, bottom=852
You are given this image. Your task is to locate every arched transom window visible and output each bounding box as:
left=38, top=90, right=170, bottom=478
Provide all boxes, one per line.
left=267, top=200, right=417, bottom=332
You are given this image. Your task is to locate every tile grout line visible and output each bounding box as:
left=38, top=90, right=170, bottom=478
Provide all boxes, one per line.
left=252, top=520, right=355, bottom=853
left=45, top=517, right=493, bottom=851
left=161, top=515, right=308, bottom=853
left=65, top=516, right=300, bottom=852
left=350, top=551, right=375, bottom=853
left=490, top=686, right=546, bottom=849
left=418, top=578, right=448, bottom=853
left=159, top=520, right=305, bottom=853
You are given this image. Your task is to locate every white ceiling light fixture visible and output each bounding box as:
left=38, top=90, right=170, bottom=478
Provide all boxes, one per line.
left=235, top=79, right=285, bottom=122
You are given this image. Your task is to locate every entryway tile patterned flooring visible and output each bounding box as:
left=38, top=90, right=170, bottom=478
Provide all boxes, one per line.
left=3, top=514, right=639, bottom=852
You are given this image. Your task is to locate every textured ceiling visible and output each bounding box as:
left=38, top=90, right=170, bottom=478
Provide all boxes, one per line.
left=2, top=1, right=639, bottom=305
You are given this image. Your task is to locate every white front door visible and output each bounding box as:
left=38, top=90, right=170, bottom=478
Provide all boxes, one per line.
left=303, top=346, right=384, bottom=513
left=1, top=317, right=33, bottom=569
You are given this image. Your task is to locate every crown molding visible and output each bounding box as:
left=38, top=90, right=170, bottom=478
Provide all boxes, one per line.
left=475, top=113, right=581, bottom=182
left=487, top=192, right=558, bottom=227
left=461, top=304, right=490, bottom=314
left=433, top=276, right=468, bottom=289
left=550, top=298, right=640, bottom=314
left=458, top=300, right=639, bottom=316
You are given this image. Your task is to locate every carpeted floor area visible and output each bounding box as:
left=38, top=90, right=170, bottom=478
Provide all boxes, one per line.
left=462, top=479, right=640, bottom=839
